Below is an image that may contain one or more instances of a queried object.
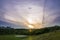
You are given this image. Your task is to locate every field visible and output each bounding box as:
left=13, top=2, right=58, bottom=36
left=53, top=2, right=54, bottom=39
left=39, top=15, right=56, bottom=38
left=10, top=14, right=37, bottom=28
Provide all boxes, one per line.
left=0, top=30, right=60, bottom=40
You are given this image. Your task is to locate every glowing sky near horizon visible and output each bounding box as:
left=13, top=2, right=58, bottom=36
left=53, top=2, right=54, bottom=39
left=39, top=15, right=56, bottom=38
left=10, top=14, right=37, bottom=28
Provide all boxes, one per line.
left=4, top=4, right=43, bottom=29
left=0, top=0, right=60, bottom=29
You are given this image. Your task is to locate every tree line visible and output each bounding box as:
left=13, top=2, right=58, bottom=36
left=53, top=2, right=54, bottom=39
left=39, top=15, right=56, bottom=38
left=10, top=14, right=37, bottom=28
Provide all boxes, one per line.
left=0, top=25, right=60, bottom=35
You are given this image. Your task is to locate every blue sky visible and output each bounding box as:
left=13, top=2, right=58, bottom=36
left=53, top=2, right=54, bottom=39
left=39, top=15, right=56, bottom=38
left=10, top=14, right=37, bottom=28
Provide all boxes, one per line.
left=0, top=0, right=60, bottom=29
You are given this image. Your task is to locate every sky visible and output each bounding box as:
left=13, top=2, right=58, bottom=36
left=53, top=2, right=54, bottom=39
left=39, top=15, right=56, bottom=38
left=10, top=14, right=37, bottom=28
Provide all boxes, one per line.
left=0, top=0, right=60, bottom=29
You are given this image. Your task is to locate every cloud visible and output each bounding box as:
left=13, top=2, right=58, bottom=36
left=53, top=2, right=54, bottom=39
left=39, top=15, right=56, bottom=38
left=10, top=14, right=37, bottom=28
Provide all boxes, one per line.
left=0, top=0, right=60, bottom=28
left=53, top=16, right=60, bottom=24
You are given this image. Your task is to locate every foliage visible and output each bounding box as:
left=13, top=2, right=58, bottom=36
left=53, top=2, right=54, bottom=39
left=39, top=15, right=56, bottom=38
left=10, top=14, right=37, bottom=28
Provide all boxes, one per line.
left=0, top=25, right=60, bottom=35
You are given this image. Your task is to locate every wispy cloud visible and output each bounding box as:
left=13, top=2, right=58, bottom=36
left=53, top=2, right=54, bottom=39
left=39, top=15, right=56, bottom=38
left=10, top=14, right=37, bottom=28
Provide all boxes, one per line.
left=0, top=0, right=60, bottom=28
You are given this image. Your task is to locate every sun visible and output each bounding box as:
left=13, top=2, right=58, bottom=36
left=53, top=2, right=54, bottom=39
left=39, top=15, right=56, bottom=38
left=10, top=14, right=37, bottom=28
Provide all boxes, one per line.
left=23, top=20, right=34, bottom=29
left=23, top=18, right=43, bottom=29
left=28, top=24, right=34, bottom=29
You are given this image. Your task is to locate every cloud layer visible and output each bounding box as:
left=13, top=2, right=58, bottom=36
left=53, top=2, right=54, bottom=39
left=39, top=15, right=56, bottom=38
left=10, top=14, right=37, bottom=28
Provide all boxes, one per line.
left=0, top=0, right=60, bottom=28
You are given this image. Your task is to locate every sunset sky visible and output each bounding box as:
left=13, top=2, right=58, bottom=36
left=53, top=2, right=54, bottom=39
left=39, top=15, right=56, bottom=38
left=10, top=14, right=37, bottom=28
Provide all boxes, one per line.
left=0, top=0, right=60, bottom=29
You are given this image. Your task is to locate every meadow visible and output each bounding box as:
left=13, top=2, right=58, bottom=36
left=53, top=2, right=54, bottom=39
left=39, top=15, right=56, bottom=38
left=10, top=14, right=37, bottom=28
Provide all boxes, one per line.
left=0, top=30, right=60, bottom=40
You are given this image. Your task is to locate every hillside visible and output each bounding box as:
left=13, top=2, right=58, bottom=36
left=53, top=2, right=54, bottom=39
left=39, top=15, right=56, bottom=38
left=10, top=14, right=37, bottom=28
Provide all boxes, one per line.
left=33, top=30, right=60, bottom=40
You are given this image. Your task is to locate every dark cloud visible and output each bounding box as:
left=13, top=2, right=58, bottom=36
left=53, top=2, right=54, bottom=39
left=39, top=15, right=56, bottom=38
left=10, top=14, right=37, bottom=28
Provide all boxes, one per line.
left=0, top=21, right=26, bottom=29
left=53, top=16, right=60, bottom=24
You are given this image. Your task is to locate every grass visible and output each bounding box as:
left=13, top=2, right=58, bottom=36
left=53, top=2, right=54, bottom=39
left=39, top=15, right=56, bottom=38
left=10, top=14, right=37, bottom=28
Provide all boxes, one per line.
left=0, top=35, right=29, bottom=40
left=0, top=30, right=60, bottom=40
left=34, top=30, right=60, bottom=40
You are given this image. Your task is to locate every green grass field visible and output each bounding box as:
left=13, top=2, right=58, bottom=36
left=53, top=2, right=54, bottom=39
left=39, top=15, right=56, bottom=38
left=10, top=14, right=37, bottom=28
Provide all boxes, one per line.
left=0, top=30, right=60, bottom=40
left=34, top=30, right=60, bottom=40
